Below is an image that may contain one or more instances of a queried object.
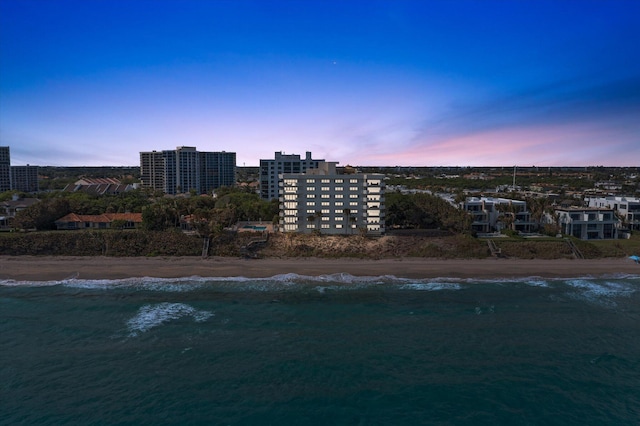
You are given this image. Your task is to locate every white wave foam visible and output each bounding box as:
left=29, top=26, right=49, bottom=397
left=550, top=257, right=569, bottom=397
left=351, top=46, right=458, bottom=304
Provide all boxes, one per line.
left=126, top=303, right=214, bottom=336
left=565, top=279, right=636, bottom=307
left=524, top=279, right=550, bottom=288
left=398, top=282, right=462, bottom=291
left=3, top=273, right=638, bottom=293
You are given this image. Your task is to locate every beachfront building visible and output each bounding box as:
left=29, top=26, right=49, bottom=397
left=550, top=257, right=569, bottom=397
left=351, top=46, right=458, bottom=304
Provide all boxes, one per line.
left=54, top=212, right=143, bottom=230
left=140, top=147, right=236, bottom=195
left=463, top=197, right=534, bottom=234
left=0, top=146, right=11, bottom=192
left=260, top=151, right=324, bottom=200
left=278, top=161, right=385, bottom=235
left=555, top=207, right=619, bottom=240
left=586, top=196, right=640, bottom=231
left=0, top=195, right=39, bottom=230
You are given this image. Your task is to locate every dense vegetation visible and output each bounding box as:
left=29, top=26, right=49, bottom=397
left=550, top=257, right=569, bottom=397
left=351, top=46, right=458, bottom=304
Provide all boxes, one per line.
left=384, top=191, right=472, bottom=233
left=10, top=186, right=278, bottom=234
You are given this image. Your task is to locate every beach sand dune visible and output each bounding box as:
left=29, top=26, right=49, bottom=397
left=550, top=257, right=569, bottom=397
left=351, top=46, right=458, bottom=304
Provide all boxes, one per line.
left=1, top=256, right=638, bottom=281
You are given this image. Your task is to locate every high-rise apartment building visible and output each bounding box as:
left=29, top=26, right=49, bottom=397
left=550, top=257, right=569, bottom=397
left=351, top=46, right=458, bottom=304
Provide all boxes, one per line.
left=279, top=162, right=385, bottom=235
left=0, top=146, right=11, bottom=192
left=201, top=151, right=236, bottom=191
left=139, top=151, right=165, bottom=192
left=11, top=165, right=39, bottom=192
left=260, top=152, right=324, bottom=200
left=140, top=146, right=235, bottom=195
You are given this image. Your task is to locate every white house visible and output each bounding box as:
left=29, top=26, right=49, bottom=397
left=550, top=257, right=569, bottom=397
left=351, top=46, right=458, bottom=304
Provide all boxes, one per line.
left=585, top=196, right=640, bottom=230
left=463, top=197, right=534, bottom=233
left=555, top=207, right=619, bottom=240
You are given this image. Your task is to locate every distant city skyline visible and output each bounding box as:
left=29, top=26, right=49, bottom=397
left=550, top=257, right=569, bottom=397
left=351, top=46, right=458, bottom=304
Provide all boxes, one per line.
left=1, top=0, right=639, bottom=167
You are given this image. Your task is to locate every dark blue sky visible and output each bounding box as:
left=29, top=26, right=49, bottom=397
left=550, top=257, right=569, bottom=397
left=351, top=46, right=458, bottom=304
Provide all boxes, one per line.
left=1, top=0, right=638, bottom=166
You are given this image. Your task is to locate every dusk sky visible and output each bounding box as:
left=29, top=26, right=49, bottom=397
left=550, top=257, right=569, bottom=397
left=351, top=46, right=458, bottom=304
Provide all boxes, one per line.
left=1, top=0, right=639, bottom=167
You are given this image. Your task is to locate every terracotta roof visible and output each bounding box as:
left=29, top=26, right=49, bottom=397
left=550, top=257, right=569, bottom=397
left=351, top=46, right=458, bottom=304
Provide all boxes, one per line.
left=55, top=212, right=143, bottom=223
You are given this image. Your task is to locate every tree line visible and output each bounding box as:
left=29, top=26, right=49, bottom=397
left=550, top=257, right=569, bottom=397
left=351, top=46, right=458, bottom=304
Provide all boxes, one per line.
left=9, top=186, right=279, bottom=234
left=8, top=187, right=478, bottom=236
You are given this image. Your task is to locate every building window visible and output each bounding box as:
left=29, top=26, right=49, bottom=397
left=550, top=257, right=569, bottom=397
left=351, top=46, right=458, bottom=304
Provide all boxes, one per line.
left=350, top=201, right=358, bottom=206
left=307, top=194, right=315, bottom=198
left=307, top=224, right=315, bottom=229
left=307, top=187, right=315, bottom=191
left=321, top=224, right=330, bottom=229
left=306, top=179, right=315, bottom=183
left=321, top=187, right=330, bottom=191
left=321, top=194, right=330, bottom=198
left=321, top=179, right=330, bottom=183
left=349, top=187, right=358, bottom=191
left=349, top=194, right=358, bottom=198
left=335, top=194, right=343, bottom=198
left=350, top=179, right=358, bottom=183
left=321, top=209, right=330, bottom=214
left=321, top=202, right=330, bottom=206
left=335, top=179, right=343, bottom=184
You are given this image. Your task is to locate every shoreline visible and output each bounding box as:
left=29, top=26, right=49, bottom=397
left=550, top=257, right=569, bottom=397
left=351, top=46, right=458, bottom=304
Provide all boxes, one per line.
left=1, top=255, right=639, bottom=282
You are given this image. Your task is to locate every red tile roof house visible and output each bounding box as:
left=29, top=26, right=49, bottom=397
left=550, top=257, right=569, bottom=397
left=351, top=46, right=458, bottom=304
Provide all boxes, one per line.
left=55, top=213, right=143, bottom=230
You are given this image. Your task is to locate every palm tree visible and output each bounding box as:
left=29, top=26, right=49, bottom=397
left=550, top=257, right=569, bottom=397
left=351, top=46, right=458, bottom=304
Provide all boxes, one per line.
left=495, top=202, right=515, bottom=232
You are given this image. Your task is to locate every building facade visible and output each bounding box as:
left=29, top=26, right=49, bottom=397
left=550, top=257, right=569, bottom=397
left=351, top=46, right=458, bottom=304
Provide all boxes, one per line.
left=586, top=196, right=640, bottom=230
left=463, top=197, right=534, bottom=233
left=556, top=207, right=619, bottom=240
left=10, top=165, right=39, bottom=192
left=140, top=147, right=236, bottom=195
left=0, top=146, right=10, bottom=192
left=139, top=151, right=166, bottom=192
left=278, top=162, right=385, bottom=235
left=260, top=152, right=324, bottom=200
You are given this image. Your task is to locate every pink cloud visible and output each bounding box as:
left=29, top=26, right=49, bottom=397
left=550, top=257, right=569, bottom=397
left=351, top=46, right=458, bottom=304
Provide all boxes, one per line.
left=356, top=122, right=638, bottom=166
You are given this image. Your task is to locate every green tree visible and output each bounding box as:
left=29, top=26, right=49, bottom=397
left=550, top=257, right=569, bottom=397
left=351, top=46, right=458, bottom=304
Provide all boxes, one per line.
left=13, top=198, right=71, bottom=230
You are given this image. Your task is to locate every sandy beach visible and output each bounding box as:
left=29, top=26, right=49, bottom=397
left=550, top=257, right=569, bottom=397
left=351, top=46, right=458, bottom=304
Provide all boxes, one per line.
left=1, top=255, right=638, bottom=281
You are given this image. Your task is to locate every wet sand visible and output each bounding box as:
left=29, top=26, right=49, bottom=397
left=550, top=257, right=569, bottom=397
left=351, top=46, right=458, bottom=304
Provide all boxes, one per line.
left=1, top=256, right=638, bottom=281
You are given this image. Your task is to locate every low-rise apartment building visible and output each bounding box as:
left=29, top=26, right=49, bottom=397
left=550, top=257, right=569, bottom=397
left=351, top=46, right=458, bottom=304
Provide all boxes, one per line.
left=279, top=162, right=384, bottom=235
left=556, top=207, right=618, bottom=240
left=463, top=197, right=534, bottom=233
left=586, top=196, right=640, bottom=230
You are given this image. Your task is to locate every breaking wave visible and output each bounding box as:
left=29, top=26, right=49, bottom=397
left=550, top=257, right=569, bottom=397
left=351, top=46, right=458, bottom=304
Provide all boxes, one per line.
left=126, top=302, right=214, bottom=337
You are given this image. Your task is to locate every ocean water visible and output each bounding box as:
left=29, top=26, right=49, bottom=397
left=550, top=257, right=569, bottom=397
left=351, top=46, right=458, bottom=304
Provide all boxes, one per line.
left=2, top=273, right=640, bottom=425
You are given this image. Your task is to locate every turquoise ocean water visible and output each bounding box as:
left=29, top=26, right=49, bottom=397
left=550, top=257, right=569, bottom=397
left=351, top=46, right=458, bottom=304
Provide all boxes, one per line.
left=2, top=273, right=640, bottom=425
